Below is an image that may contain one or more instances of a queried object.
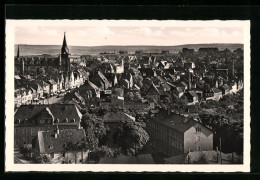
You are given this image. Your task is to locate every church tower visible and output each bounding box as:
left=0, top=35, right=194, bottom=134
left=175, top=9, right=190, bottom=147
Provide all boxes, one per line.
left=60, top=32, right=70, bottom=72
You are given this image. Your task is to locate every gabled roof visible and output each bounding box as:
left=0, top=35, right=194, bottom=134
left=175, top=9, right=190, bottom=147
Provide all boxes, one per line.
left=15, top=104, right=82, bottom=124
left=34, top=80, right=49, bottom=87
left=181, top=81, right=188, bottom=87
left=98, top=71, right=111, bottom=88
left=47, top=79, right=57, bottom=85
left=29, top=83, right=43, bottom=91
left=84, top=80, right=100, bottom=91
left=38, top=129, right=86, bottom=154
left=187, top=91, right=198, bottom=98
left=212, top=88, right=222, bottom=93
left=151, top=109, right=212, bottom=135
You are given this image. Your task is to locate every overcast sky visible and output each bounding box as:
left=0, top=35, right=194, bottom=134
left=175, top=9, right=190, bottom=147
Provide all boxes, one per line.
left=15, top=26, right=244, bottom=46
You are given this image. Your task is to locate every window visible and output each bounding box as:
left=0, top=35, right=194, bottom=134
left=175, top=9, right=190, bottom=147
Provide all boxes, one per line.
left=40, top=119, right=45, bottom=124
left=196, top=127, right=201, bottom=132
left=197, top=145, right=201, bottom=151
left=196, top=136, right=200, bottom=141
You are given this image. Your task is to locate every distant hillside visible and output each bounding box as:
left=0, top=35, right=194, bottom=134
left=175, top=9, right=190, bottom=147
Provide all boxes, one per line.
left=14, top=44, right=243, bottom=56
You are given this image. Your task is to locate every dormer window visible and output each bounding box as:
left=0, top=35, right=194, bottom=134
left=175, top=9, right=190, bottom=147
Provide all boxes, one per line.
left=196, top=127, right=201, bottom=132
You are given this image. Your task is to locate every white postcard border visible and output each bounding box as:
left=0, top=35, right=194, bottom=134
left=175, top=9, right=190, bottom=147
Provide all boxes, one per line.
left=5, top=20, right=251, bottom=172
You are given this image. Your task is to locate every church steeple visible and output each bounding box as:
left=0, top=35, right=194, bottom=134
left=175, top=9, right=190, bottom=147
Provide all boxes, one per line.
left=17, top=45, right=20, bottom=58
left=61, top=32, right=69, bottom=54
left=60, top=32, right=70, bottom=72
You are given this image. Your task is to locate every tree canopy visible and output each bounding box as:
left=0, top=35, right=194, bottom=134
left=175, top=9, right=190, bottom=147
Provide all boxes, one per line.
left=114, top=120, right=149, bottom=155
left=81, top=114, right=107, bottom=150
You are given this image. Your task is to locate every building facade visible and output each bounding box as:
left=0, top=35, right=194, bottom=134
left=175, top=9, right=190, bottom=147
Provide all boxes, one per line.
left=147, top=109, right=213, bottom=157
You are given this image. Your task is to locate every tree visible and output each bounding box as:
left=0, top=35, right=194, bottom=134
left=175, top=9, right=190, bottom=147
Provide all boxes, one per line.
left=20, top=145, right=32, bottom=160
left=63, top=140, right=89, bottom=164
left=81, top=114, right=107, bottom=150
left=89, top=146, right=117, bottom=162
left=33, top=152, right=51, bottom=164
left=115, top=120, right=149, bottom=155
left=196, top=152, right=209, bottom=164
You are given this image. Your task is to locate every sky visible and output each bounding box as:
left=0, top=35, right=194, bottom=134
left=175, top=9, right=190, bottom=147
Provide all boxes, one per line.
left=15, top=26, right=244, bottom=46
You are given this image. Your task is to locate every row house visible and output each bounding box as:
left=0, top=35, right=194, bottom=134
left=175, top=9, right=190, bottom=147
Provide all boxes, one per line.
left=35, top=80, right=50, bottom=96
left=147, top=109, right=213, bottom=157
left=47, top=79, right=58, bottom=94
left=14, top=88, right=33, bottom=107
left=73, top=71, right=84, bottom=88
left=14, top=104, right=83, bottom=149
left=52, top=75, right=63, bottom=93
left=29, top=83, right=43, bottom=100
left=77, top=69, right=90, bottom=81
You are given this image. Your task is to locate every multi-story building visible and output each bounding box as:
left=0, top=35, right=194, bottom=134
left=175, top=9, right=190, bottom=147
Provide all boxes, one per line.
left=14, top=104, right=82, bottom=149
left=147, top=109, right=213, bottom=157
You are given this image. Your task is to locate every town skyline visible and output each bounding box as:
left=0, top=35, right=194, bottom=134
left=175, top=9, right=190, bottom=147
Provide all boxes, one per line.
left=15, top=26, right=244, bottom=46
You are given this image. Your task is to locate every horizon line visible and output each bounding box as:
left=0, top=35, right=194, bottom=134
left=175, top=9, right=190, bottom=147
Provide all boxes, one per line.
left=14, top=43, right=244, bottom=47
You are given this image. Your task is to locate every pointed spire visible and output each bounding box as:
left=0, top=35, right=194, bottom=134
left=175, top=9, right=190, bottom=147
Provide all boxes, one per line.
left=61, top=32, right=69, bottom=54
left=17, top=45, right=20, bottom=58
left=62, top=32, right=67, bottom=48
